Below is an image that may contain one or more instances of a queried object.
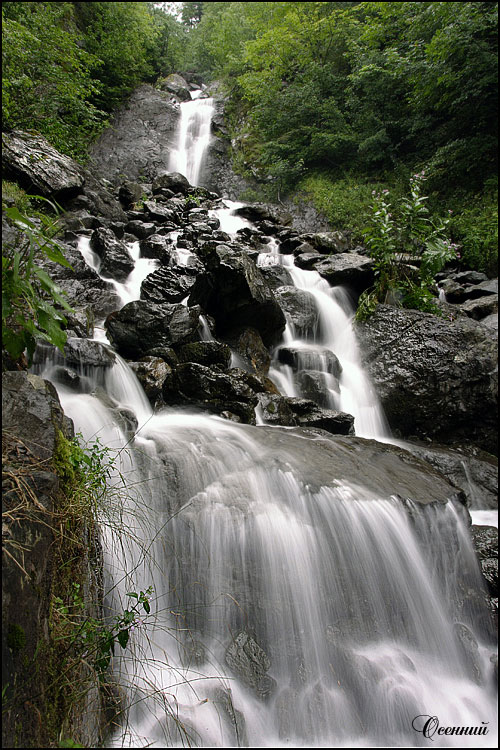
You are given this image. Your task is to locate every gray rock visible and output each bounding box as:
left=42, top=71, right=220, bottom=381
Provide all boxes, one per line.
left=470, top=525, right=498, bottom=598
left=152, top=171, right=191, bottom=196
left=275, top=286, right=320, bottom=339
left=225, top=632, right=277, bottom=700
left=105, top=301, right=203, bottom=358
left=188, top=245, right=286, bottom=346
left=158, top=73, right=192, bottom=102
left=176, top=341, right=232, bottom=369
left=356, top=305, right=498, bottom=452
left=2, top=130, right=84, bottom=198
left=162, top=362, right=258, bottom=423
left=128, top=357, right=172, bottom=400
left=258, top=393, right=297, bottom=426
left=88, top=85, right=179, bottom=185
left=286, top=398, right=354, bottom=436
left=312, top=254, right=375, bottom=292
left=90, top=227, right=135, bottom=281
left=277, top=346, right=342, bottom=378
left=140, top=265, right=199, bottom=304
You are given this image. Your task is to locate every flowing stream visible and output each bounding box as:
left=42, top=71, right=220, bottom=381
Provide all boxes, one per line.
left=37, top=97, right=497, bottom=747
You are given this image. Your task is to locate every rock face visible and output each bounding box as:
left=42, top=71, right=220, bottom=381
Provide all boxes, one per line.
left=2, top=130, right=85, bottom=198
left=2, top=372, right=103, bottom=748
left=356, top=305, right=498, bottom=453
left=88, top=85, right=179, bottom=184
left=158, top=73, right=192, bottom=101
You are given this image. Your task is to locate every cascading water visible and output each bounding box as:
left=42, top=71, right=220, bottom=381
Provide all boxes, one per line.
left=168, top=90, right=215, bottom=187
left=34, top=102, right=497, bottom=748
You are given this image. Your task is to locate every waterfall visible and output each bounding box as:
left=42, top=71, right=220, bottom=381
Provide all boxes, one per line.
left=32, top=110, right=497, bottom=746
left=168, top=91, right=215, bottom=187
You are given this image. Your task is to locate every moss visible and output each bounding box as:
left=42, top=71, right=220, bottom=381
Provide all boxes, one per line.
left=7, top=624, right=26, bottom=654
left=52, top=428, right=78, bottom=490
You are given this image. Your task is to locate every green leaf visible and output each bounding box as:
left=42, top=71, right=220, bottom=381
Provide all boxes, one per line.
left=117, top=629, right=129, bottom=649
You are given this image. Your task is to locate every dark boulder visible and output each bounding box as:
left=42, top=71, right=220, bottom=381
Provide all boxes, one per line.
left=277, top=346, right=342, bottom=379
left=356, top=305, right=498, bottom=453
left=90, top=228, right=135, bottom=281
left=125, top=220, right=157, bottom=240
left=301, top=231, right=350, bottom=254
left=257, top=393, right=297, bottom=426
left=312, top=254, right=375, bottom=293
left=470, top=526, right=498, bottom=599
left=2, top=130, right=84, bottom=199
left=234, top=203, right=293, bottom=227
left=128, top=357, right=172, bottom=401
left=188, top=245, right=286, bottom=346
left=176, top=341, right=232, bottom=369
left=223, top=328, right=271, bottom=376
left=258, top=263, right=294, bottom=290
left=143, top=200, right=181, bottom=225
left=140, top=265, right=199, bottom=304
left=286, top=398, right=354, bottom=436
left=139, top=234, right=172, bottom=262
left=275, top=286, right=320, bottom=339
left=104, top=301, right=203, bottom=359
left=162, top=362, right=258, bottom=423
left=152, top=171, right=191, bottom=196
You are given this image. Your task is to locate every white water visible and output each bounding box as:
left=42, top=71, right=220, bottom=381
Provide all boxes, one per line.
left=36, top=99, right=497, bottom=747
left=168, top=91, right=215, bottom=186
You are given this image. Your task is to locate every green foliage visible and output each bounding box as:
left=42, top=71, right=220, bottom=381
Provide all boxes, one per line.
left=2, top=1, right=106, bottom=160
left=52, top=580, right=154, bottom=679
left=358, top=172, right=459, bottom=318
left=2, top=196, right=74, bottom=365
left=449, top=182, right=498, bottom=277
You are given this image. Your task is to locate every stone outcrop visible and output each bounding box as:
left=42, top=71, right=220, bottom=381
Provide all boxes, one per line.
left=356, top=305, right=498, bottom=453
left=2, top=130, right=85, bottom=198
left=2, top=372, right=104, bottom=748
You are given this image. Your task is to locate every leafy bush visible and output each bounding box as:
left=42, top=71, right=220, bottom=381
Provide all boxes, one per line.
left=449, top=182, right=498, bottom=277
left=2, top=196, right=73, bottom=364
left=357, top=172, right=459, bottom=319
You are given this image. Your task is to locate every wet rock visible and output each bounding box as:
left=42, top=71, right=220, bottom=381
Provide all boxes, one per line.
left=2, top=372, right=73, bottom=463
left=294, top=252, right=326, bottom=270
left=235, top=203, right=293, bottom=226
left=259, top=263, right=294, bottom=290
left=470, top=526, right=498, bottom=598
left=143, top=200, right=181, bottom=225
left=399, top=442, right=498, bottom=510
left=258, top=393, right=297, bottom=426
left=277, top=346, right=342, bottom=379
left=2, top=130, right=84, bottom=199
left=459, top=294, right=498, bottom=321
left=152, top=171, right=191, bottom=196
left=138, top=234, right=172, bottom=262
left=90, top=227, right=135, bottom=281
left=302, top=231, right=350, bottom=254
left=296, top=370, right=339, bottom=407
left=275, top=286, right=320, bottom=339
left=158, top=73, right=192, bottom=101
left=176, top=341, right=232, bottom=369
left=125, top=220, right=157, bottom=240
left=223, top=327, right=271, bottom=376
left=312, top=254, right=375, bottom=293
left=118, top=181, right=146, bottom=207
left=211, top=688, right=248, bottom=747
left=63, top=337, right=116, bottom=369
left=225, top=631, right=277, bottom=700
left=286, top=398, right=354, bottom=436
left=356, top=305, right=498, bottom=453
left=89, top=85, right=179, bottom=185
left=105, top=301, right=203, bottom=358
left=162, top=362, right=258, bottom=423
left=454, top=623, right=483, bottom=684
left=128, top=357, right=172, bottom=400
left=188, top=245, right=286, bottom=346
left=140, top=265, right=199, bottom=304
